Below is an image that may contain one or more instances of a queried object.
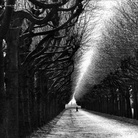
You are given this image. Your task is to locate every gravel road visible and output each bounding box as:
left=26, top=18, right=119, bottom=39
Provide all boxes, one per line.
left=30, top=109, right=138, bottom=138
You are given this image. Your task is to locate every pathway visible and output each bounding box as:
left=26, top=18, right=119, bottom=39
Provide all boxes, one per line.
left=30, top=109, right=138, bottom=138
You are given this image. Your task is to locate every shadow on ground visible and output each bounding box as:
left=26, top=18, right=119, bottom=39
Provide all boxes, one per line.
left=28, top=110, right=65, bottom=138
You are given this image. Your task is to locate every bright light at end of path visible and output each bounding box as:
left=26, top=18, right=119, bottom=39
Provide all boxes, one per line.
left=68, top=96, right=76, bottom=105
left=65, top=96, right=80, bottom=109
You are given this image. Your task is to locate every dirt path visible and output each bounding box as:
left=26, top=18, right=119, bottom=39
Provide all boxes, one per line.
left=30, top=109, right=138, bottom=138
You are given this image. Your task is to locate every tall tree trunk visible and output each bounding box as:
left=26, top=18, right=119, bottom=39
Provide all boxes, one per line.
left=0, top=39, right=4, bottom=95
left=5, top=22, right=20, bottom=138
left=132, top=82, right=138, bottom=119
left=0, top=39, right=6, bottom=138
left=125, top=92, right=132, bottom=118
left=0, top=1, right=16, bottom=137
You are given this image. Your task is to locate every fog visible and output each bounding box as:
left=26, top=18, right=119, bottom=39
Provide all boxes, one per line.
left=72, top=0, right=124, bottom=100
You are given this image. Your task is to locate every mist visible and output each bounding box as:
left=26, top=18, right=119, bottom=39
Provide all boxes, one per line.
left=72, top=0, right=129, bottom=100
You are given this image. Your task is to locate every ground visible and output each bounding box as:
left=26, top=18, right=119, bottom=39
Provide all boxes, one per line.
left=29, top=109, right=138, bottom=138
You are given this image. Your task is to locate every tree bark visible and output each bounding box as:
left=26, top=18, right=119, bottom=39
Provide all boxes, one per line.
left=132, top=82, right=138, bottom=119
left=0, top=39, right=6, bottom=138
left=125, top=91, right=132, bottom=118
left=5, top=23, right=20, bottom=138
left=0, top=1, right=16, bottom=137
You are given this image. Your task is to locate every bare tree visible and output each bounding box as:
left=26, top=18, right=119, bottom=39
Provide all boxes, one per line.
left=0, top=0, right=90, bottom=137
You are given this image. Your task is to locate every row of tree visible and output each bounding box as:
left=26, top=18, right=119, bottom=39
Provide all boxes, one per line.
left=0, top=0, right=89, bottom=138
left=76, top=0, right=138, bottom=120
left=79, top=57, right=138, bottom=119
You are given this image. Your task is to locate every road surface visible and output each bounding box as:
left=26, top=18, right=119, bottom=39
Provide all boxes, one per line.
left=30, top=109, right=138, bottom=138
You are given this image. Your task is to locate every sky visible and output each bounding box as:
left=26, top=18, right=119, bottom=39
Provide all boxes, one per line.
left=72, top=0, right=123, bottom=101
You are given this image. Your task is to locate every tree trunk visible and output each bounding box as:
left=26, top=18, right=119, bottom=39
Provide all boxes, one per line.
left=0, top=1, right=17, bottom=136
left=0, top=39, right=6, bottom=138
left=5, top=25, right=20, bottom=138
left=133, top=82, right=138, bottom=119
left=125, top=93, right=132, bottom=118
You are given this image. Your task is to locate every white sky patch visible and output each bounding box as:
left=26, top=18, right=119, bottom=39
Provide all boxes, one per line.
left=73, top=0, right=121, bottom=99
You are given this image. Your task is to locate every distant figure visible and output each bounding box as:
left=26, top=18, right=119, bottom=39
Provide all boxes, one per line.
left=76, top=107, right=78, bottom=112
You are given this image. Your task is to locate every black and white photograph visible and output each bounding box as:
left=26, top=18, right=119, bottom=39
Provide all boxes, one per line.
left=0, top=0, right=138, bottom=138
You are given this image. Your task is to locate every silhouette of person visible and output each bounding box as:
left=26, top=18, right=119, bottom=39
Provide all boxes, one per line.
left=76, top=107, right=78, bottom=112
